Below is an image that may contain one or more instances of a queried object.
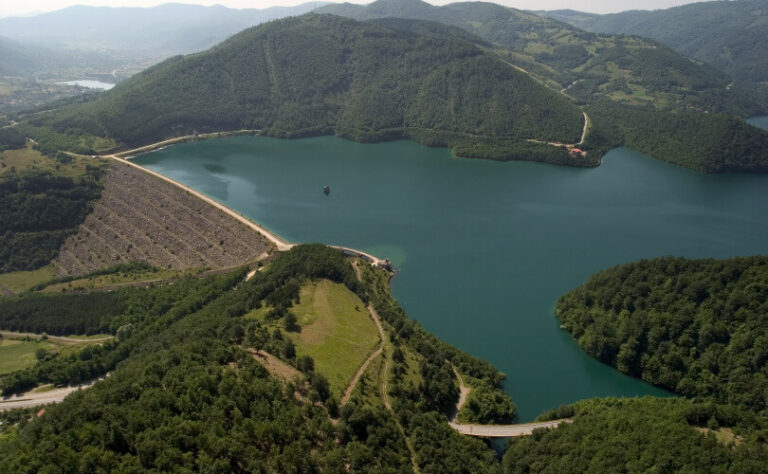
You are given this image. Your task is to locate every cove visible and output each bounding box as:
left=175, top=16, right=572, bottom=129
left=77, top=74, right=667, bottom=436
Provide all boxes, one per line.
left=135, top=136, right=768, bottom=421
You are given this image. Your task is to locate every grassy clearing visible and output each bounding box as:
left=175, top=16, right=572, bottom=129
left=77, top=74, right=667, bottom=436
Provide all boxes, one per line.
left=0, top=143, right=106, bottom=177
left=0, top=338, right=51, bottom=375
left=40, top=267, right=198, bottom=293
left=0, top=266, right=57, bottom=294
left=0, top=332, right=111, bottom=375
left=696, top=427, right=743, bottom=446
left=288, top=280, right=379, bottom=397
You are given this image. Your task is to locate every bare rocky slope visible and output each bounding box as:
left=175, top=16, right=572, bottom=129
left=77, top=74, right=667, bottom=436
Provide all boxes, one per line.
left=55, top=160, right=273, bottom=276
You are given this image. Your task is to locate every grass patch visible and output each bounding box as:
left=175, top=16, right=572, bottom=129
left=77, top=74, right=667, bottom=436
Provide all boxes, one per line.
left=0, top=265, right=57, bottom=294
left=31, top=384, right=55, bottom=393
left=0, top=338, right=51, bottom=375
left=288, top=279, right=379, bottom=397
left=40, top=267, right=196, bottom=293
left=695, top=427, right=743, bottom=446
left=0, top=143, right=106, bottom=177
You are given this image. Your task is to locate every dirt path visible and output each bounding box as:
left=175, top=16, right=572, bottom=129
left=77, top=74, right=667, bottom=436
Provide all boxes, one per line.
left=527, top=112, right=590, bottom=148
left=340, top=346, right=382, bottom=406
left=450, top=365, right=471, bottom=423
left=366, top=304, right=420, bottom=473
left=0, top=377, right=106, bottom=411
left=447, top=364, right=573, bottom=438
left=0, top=331, right=113, bottom=345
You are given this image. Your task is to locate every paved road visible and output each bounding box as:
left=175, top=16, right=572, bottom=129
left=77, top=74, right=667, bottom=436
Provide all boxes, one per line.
left=448, top=364, right=572, bottom=437
left=449, top=419, right=572, bottom=437
left=0, top=379, right=104, bottom=411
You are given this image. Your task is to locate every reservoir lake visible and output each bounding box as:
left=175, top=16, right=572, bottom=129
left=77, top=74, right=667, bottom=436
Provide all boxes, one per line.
left=136, top=133, right=768, bottom=421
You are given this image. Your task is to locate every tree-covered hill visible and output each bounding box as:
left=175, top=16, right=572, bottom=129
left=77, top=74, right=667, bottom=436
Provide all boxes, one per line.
left=584, top=100, right=768, bottom=173
left=503, top=397, right=768, bottom=473
left=28, top=14, right=586, bottom=165
left=0, top=245, right=511, bottom=471
left=0, top=167, right=103, bottom=273
left=540, top=0, right=768, bottom=101
left=556, top=256, right=768, bottom=416
left=320, top=0, right=766, bottom=117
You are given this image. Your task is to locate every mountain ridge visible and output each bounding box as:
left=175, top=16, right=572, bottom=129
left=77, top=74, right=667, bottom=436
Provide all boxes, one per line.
left=538, top=0, right=768, bottom=99
left=24, top=14, right=588, bottom=166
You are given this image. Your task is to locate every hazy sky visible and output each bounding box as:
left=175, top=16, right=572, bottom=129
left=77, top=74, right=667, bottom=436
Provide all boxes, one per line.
left=0, top=0, right=713, bottom=19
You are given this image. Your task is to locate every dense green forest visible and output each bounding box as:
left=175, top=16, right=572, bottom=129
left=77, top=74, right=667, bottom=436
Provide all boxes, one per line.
left=12, top=7, right=768, bottom=172
left=0, top=292, right=126, bottom=335
left=0, top=167, right=102, bottom=272
left=26, top=14, right=584, bottom=166
left=0, top=245, right=510, bottom=471
left=503, top=397, right=768, bottom=473
left=583, top=101, right=768, bottom=172
left=557, top=256, right=768, bottom=415
left=542, top=0, right=768, bottom=100
left=320, top=0, right=766, bottom=117
left=0, top=127, right=25, bottom=151
left=5, top=246, right=768, bottom=471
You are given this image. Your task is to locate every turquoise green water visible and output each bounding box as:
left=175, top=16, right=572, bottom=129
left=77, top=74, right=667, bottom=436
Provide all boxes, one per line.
left=747, top=115, right=768, bottom=130
left=135, top=134, right=768, bottom=421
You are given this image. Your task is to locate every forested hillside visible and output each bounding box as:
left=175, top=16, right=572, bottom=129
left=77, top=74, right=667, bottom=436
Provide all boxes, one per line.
left=500, top=255, right=768, bottom=472
left=0, top=167, right=103, bottom=272
left=585, top=101, right=768, bottom=172
left=541, top=0, right=768, bottom=100
left=556, top=256, right=768, bottom=415
left=320, top=0, right=765, bottom=116
left=0, top=245, right=511, bottom=471
left=26, top=14, right=586, bottom=165
left=503, top=397, right=768, bottom=473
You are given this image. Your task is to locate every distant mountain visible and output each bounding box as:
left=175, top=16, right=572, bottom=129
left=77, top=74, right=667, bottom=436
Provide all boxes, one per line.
left=538, top=0, right=768, bottom=99
left=320, top=0, right=765, bottom=117
left=0, top=35, right=119, bottom=77
left=0, top=2, right=325, bottom=60
left=29, top=14, right=586, bottom=166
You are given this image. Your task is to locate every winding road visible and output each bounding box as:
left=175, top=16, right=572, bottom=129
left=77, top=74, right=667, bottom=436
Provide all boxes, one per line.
left=448, top=364, right=572, bottom=437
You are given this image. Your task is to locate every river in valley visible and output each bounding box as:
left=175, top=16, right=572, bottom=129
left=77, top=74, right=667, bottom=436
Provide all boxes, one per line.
left=135, top=131, right=768, bottom=421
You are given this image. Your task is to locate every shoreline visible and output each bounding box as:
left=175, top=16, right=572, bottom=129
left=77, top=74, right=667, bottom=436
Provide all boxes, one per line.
left=104, top=141, right=388, bottom=266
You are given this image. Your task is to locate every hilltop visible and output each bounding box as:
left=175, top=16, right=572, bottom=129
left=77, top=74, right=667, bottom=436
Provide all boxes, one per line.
left=540, top=0, right=768, bottom=100
left=23, top=14, right=588, bottom=166
left=320, top=0, right=766, bottom=116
